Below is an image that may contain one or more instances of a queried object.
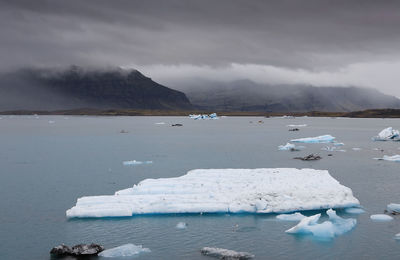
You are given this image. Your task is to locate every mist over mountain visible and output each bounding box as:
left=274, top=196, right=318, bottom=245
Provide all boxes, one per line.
left=182, top=80, right=400, bottom=112
left=0, top=66, right=192, bottom=111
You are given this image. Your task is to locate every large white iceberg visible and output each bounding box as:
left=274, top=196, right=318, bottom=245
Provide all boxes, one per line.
left=98, top=244, right=150, bottom=258
left=372, top=127, right=400, bottom=141
left=66, top=168, right=359, bottom=218
left=285, top=209, right=356, bottom=239
left=291, top=135, right=335, bottom=144
left=374, top=155, right=400, bottom=162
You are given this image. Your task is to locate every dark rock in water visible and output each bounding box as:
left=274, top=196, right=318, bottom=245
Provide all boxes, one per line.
left=171, top=123, right=183, bottom=127
left=50, top=243, right=104, bottom=257
left=288, top=128, right=299, bottom=131
left=294, top=154, right=322, bottom=161
left=201, top=247, right=254, bottom=259
left=327, top=154, right=333, bottom=156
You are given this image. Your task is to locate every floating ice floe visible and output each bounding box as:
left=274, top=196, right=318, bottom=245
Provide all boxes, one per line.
left=287, top=124, right=307, bottom=128
left=321, top=146, right=346, bottom=152
left=201, top=247, right=254, bottom=259
left=155, top=122, right=166, bottom=125
left=176, top=222, right=187, bottom=229
left=122, top=160, right=153, bottom=166
left=374, top=155, right=400, bottom=162
left=66, top=168, right=359, bottom=218
left=285, top=209, right=356, bottom=239
left=48, top=120, right=55, bottom=124
left=394, top=233, right=400, bottom=240
left=370, top=214, right=393, bottom=221
left=98, top=244, right=150, bottom=258
left=345, top=208, right=365, bottom=214
left=352, top=148, right=362, bottom=151
left=278, top=143, right=305, bottom=151
left=291, top=135, right=335, bottom=144
left=372, top=127, right=400, bottom=141
left=333, top=142, right=345, bottom=146
left=189, top=113, right=219, bottom=120
left=387, top=203, right=400, bottom=214
left=276, top=212, right=306, bottom=221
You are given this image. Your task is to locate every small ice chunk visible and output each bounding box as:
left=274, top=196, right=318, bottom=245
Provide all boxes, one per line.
left=176, top=222, right=187, bottom=229
left=372, top=127, right=400, bottom=141
left=48, top=120, right=55, bottom=124
left=278, top=143, right=304, bottom=151
left=189, top=113, right=219, bottom=120
left=370, top=214, right=393, bottom=221
left=276, top=212, right=306, bottom=221
left=287, top=124, right=307, bottom=127
left=155, top=122, right=165, bottom=125
left=394, top=233, right=400, bottom=240
left=291, top=135, right=335, bottom=143
left=285, top=209, right=357, bottom=239
left=352, top=148, right=362, bottom=151
left=374, top=155, right=400, bottom=162
left=345, top=208, right=365, bottom=214
left=201, top=247, right=254, bottom=259
left=387, top=203, right=400, bottom=214
left=122, top=160, right=153, bottom=166
left=98, top=244, right=150, bottom=258
left=333, top=142, right=345, bottom=146
left=321, top=146, right=346, bottom=152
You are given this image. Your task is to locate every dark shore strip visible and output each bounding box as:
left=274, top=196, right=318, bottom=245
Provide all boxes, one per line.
left=1, top=108, right=400, bottom=118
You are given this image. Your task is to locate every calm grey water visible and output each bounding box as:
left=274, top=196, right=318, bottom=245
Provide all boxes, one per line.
left=0, top=115, right=399, bottom=259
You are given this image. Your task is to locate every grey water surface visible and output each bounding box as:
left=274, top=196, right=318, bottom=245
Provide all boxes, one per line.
left=0, top=115, right=399, bottom=259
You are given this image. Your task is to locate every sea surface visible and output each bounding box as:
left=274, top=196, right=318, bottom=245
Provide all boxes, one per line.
left=0, top=115, right=399, bottom=259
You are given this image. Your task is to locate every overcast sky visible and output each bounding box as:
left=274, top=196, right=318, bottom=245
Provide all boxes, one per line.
left=1, top=0, right=400, bottom=95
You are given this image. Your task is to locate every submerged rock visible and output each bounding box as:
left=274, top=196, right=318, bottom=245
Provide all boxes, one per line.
left=50, top=243, right=104, bottom=257
left=201, top=247, right=254, bottom=259
left=294, top=154, right=322, bottom=161
left=288, top=128, right=299, bottom=131
left=171, top=123, right=183, bottom=127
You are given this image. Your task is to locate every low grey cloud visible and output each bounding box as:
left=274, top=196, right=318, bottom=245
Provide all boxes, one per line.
left=1, top=0, right=400, bottom=95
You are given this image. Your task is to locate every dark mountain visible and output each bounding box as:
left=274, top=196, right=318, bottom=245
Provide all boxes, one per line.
left=0, top=66, right=192, bottom=111
left=183, top=80, right=400, bottom=112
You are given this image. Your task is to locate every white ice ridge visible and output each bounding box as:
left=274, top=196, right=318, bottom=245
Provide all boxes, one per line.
left=372, top=127, right=400, bottom=141
left=278, top=143, right=305, bottom=151
left=98, top=244, right=150, bottom=258
left=285, top=209, right=356, bottom=239
left=374, top=155, right=400, bottom=162
left=201, top=247, right=254, bottom=259
left=66, top=168, right=360, bottom=218
left=291, top=135, right=335, bottom=143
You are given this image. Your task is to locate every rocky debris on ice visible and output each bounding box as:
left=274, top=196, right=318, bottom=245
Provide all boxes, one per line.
left=200, top=247, right=254, bottom=259
left=285, top=209, right=356, bottom=239
left=98, top=244, right=150, bottom=258
left=276, top=212, right=306, bottom=221
left=66, top=168, right=359, bottom=218
left=374, top=155, right=400, bottom=162
left=294, top=154, right=322, bottom=161
left=123, top=160, right=153, bottom=166
left=50, top=243, right=104, bottom=257
left=372, top=127, right=400, bottom=141
left=370, top=214, right=393, bottom=221
left=278, top=143, right=305, bottom=151
left=291, top=135, right=335, bottom=144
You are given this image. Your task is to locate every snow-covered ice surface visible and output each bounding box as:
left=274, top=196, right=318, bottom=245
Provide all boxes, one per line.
left=387, top=203, right=400, bottom=214
left=291, top=135, right=335, bottom=143
left=201, top=247, right=254, bottom=259
left=373, top=155, right=400, bottom=162
left=286, top=209, right=356, bottom=239
left=370, top=214, right=393, bottom=221
left=278, top=143, right=305, bottom=151
left=176, top=222, right=187, bottom=229
left=98, top=244, right=150, bottom=258
left=372, top=127, right=400, bottom=141
left=122, top=160, right=153, bottom=166
left=276, top=212, right=306, bottom=221
left=66, top=168, right=359, bottom=218
left=345, top=208, right=365, bottom=214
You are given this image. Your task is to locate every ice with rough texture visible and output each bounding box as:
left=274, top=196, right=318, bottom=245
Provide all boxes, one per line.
left=286, top=209, right=356, bottom=239
left=276, top=212, right=306, bottom=221
left=278, top=143, right=304, bottom=151
left=176, top=222, right=187, bottom=229
left=374, top=155, right=400, bottom=162
left=201, top=247, right=254, bottom=259
left=123, top=160, right=153, bottom=166
left=387, top=203, right=400, bottom=214
left=291, top=135, right=335, bottom=143
left=66, top=168, right=360, bottom=218
left=345, top=208, right=365, bottom=214
left=372, top=127, right=400, bottom=141
left=98, top=244, right=150, bottom=258
left=370, top=214, right=393, bottom=221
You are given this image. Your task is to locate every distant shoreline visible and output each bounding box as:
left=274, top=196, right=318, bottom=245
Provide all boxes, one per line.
left=1, top=108, right=400, bottom=118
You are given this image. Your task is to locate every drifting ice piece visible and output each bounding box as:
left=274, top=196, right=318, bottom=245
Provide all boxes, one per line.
left=123, top=160, right=153, bottom=166
left=201, top=247, right=254, bottom=259
left=372, top=127, right=400, bottom=141
left=345, top=208, right=365, bottom=214
left=374, top=155, right=400, bottom=162
left=387, top=203, right=400, bottom=214
left=370, top=214, right=393, bottom=221
left=189, top=113, right=219, bottom=120
left=291, top=135, right=335, bottom=143
left=276, top=212, right=306, bottom=221
left=287, top=124, right=307, bottom=127
left=98, top=244, right=150, bottom=258
left=285, top=209, right=356, bottom=239
left=66, top=168, right=359, bottom=218
left=394, top=233, right=400, bottom=240
left=176, top=222, right=187, bottom=229
left=278, top=143, right=304, bottom=151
